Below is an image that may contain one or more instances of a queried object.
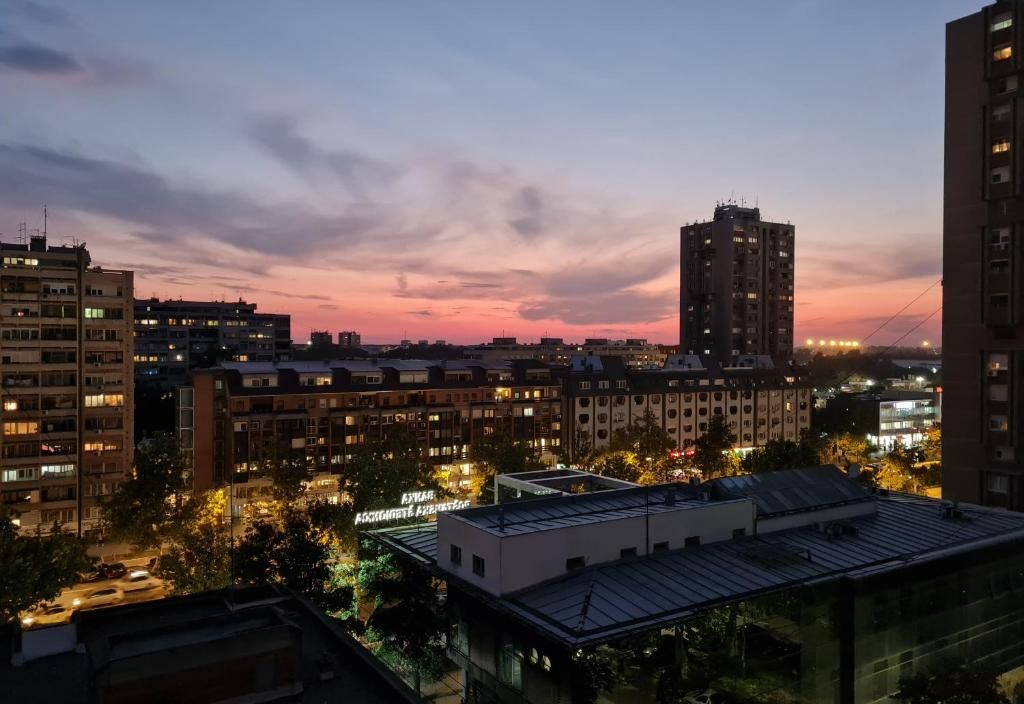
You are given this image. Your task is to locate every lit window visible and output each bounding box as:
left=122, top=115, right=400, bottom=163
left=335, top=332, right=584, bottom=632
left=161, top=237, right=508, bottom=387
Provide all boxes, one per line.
left=994, top=45, right=1013, bottom=61
left=994, top=139, right=1011, bottom=154
left=992, top=14, right=1013, bottom=32
left=3, top=401, right=17, bottom=411
left=3, top=421, right=38, bottom=435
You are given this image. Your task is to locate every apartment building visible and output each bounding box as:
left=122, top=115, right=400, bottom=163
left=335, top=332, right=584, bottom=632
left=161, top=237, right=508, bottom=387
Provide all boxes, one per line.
left=179, top=359, right=561, bottom=518
left=134, top=298, right=291, bottom=388
left=464, top=337, right=666, bottom=369
left=0, top=235, right=133, bottom=535
left=824, top=390, right=940, bottom=451
left=944, top=0, right=1024, bottom=508
left=680, top=203, right=795, bottom=364
left=561, top=354, right=811, bottom=461
left=337, top=331, right=361, bottom=348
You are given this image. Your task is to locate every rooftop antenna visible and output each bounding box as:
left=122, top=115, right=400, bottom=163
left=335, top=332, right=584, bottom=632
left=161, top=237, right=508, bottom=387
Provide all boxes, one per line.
left=43, top=205, right=47, bottom=237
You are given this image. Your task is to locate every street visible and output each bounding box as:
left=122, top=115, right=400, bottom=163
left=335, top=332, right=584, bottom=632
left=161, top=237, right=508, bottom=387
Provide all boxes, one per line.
left=21, top=556, right=169, bottom=630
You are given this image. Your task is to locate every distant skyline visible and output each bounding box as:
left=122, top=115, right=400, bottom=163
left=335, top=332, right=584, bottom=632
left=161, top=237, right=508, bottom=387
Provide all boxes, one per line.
left=1, top=0, right=967, bottom=345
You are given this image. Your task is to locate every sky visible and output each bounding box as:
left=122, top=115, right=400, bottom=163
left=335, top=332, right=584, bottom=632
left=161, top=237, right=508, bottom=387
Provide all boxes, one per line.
left=0, top=0, right=974, bottom=346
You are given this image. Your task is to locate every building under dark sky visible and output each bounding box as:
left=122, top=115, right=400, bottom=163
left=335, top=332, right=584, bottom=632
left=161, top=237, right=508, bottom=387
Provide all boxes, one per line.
left=944, top=0, right=1024, bottom=509
left=679, top=203, right=795, bottom=365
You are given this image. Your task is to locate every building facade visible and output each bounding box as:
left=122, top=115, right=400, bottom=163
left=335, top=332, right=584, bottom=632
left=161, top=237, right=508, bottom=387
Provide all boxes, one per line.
left=0, top=236, right=133, bottom=535
left=944, top=1, right=1024, bottom=509
left=464, top=337, right=666, bottom=369
left=375, top=469, right=1024, bottom=704
left=680, top=203, right=795, bottom=364
left=561, top=355, right=811, bottom=461
left=823, top=390, right=940, bottom=450
left=337, top=330, right=362, bottom=348
left=134, top=299, right=291, bottom=388
left=179, top=360, right=562, bottom=518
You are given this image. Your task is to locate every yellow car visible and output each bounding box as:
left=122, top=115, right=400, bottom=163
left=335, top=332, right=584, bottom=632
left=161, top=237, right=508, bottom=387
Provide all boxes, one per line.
left=21, top=604, right=74, bottom=628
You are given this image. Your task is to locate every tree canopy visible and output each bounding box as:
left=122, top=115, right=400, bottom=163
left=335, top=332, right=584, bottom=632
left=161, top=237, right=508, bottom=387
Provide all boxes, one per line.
left=471, top=431, right=545, bottom=504
left=356, top=543, right=449, bottom=693
left=892, top=661, right=1008, bottom=704
left=100, top=433, right=189, bottom=549
left=0, top=515, right=93, bottom=622
left=234, top=506, right=350, bottom=611
left=741, top=434, right=822, bottom=474
left=158, top=489, right=232, bottom=595
left=692, top=414, right=738, bottom=479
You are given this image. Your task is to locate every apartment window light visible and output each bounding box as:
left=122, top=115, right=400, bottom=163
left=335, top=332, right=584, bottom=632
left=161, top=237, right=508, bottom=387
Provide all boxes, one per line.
left=993, top=139, right=1011, bottom=154
left=993, top=45, right=1013, bottom=61
left=992, top=14, right=1013, bottom=32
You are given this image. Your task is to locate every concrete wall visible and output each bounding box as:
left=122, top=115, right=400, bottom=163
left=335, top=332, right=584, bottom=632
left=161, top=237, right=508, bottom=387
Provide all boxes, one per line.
left=17, top=624, right=76, bottom=664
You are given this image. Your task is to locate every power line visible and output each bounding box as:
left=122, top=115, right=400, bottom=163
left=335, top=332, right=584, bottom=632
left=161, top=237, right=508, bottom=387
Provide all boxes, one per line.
left=858, top=279, right=941, bottom=348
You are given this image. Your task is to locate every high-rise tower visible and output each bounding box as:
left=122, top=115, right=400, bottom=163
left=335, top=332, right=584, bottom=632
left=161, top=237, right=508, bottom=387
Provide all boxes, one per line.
left=680, top=204, right=795, bottom=365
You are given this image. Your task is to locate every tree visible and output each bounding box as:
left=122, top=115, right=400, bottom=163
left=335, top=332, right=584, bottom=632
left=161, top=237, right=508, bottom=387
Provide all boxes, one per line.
left=329, top=431, right=447, bottom=546
left=875, top=445, right=921, bottom=493
left=159, top=489, right=232, bottom=595
left=471, top=431, right=545, bottom=505
left=234, top=506, right=350, bottom=611
left=259, top=441, right=310, bottom=510
left=591, top=451, right=642, bottom=484
left=892, top=661, right=1009, bottom=704
left=571, top=648, right=622, bottom=704
left=741, top=435, right=821, bottom=475
left=356, top=543, right=449, bottom=694
left=920, top=425, right=942, bottom=463
left=101, top=433, right=189, bottom=549
left=818, top=432, right=875, bottom=468
left=0, top=515, right=93, bottom=622
left=609, top=409, right=676, bottom=460
left=692, top=415, right=738, bottom=479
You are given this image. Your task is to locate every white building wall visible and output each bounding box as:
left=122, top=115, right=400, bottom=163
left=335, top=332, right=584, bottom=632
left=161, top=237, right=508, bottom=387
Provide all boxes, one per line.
left=438, top=499, right=755, bottom=596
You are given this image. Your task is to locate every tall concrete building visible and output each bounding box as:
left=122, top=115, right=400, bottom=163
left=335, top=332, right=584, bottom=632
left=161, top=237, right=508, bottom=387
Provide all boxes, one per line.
left=680, top=203, right=795, bottom=365
left=134, top=298, right=291, bottom=388
left=945, top=1, right=1024, bottom=509
left=0, top=235, right=133, bottom=535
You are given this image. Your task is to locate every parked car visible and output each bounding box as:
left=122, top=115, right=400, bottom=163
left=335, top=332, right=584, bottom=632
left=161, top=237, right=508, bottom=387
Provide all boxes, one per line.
left=119, top=570, right=160, bottom=592
left=683, top=690, right=724, bottom=704
left=101, top=562, right=128, bottom=579
left=73, top=587, right=124, bottom=609
left=21, top=604, right=74, bottom=628
left=76, top=568, right=104, bottom=584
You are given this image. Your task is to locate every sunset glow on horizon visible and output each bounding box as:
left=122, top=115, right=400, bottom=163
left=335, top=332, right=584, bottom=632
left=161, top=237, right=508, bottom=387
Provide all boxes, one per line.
left=1, top=1, right=960, bottom=346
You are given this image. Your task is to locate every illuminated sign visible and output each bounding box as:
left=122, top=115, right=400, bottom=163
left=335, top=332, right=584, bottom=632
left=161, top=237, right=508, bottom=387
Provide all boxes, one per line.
left=354, top=490, right=470, bottom=526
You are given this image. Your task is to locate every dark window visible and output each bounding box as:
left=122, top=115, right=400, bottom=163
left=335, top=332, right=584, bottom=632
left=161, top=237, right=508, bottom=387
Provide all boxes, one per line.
left=732, top=528, right=746, bottom=538
left=620, top=547, right=637, bottom=558
left=450, top=544, right=462, bottom=565
left=566, top=556, right=585, bottom=571
left=653, top=541, right=669, bottom=552
left=472, top=554, right=485, bottom=577
left=685, top=536, right=701, bottom=547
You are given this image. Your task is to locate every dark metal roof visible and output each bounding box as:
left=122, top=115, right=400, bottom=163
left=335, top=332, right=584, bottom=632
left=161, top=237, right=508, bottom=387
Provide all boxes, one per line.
left=445, top=484, right=706, bottom=537
left=372, top=494, right=1024, bottom=648
left=708, top=467, right=872, bottom=516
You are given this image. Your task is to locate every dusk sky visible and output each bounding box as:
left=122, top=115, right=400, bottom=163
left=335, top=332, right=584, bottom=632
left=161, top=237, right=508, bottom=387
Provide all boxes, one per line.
left=0, top=0, right=969, bottom=345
